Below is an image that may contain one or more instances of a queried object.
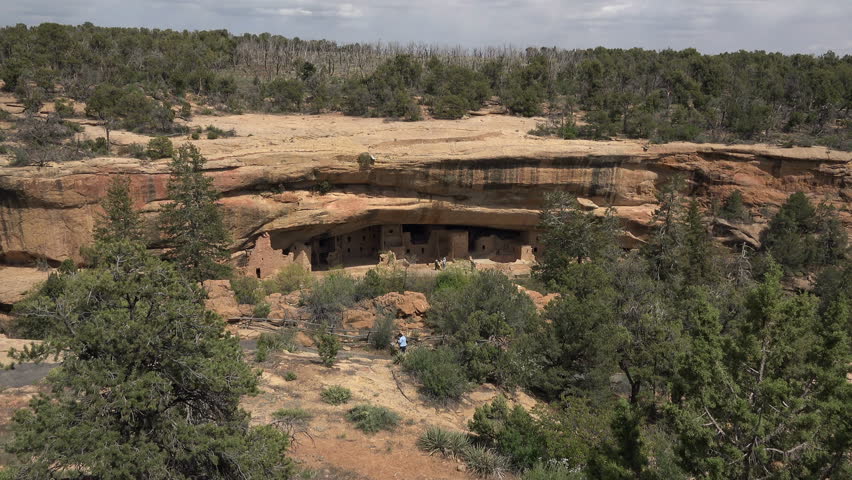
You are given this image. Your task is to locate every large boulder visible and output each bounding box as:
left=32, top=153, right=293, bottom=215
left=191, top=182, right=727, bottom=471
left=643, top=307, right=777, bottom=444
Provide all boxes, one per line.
left=264, top=293, right=302, bottom=320
left=374, top=291, right=430, bottom=317
left=342, top=309, right=376, bottom=330
left=517, top=285, right=559, bottom=313
left=202, top=280, right=241, bottom=320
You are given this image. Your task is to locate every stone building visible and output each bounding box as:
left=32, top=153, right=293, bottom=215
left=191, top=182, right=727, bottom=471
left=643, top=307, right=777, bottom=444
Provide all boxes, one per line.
left=243, top=232, right=311, bottom=279
left=240, top=224, right=544, bottom=277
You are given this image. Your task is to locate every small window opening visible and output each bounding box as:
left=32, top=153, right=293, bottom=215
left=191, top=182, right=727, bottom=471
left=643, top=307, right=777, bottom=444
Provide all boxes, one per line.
left=255, top=268, right=261, bottom=278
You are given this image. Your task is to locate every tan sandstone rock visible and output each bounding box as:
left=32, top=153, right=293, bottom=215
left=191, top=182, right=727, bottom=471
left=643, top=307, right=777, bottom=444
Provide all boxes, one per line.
left=374, top=291, right=430, bottom=318
left=202, top=280, right=241, bottom=320
left=295, top=331, right=315, bottom=347
left=517, top=285, right=560, bottom=312
left=342, top=309, right=376, bottom=330
left=0, top=114, right=848, bottom=264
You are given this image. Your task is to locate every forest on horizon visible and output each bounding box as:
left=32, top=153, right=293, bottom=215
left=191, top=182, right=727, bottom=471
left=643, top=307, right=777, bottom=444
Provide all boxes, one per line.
left=0, top=22, right=850, bottom=166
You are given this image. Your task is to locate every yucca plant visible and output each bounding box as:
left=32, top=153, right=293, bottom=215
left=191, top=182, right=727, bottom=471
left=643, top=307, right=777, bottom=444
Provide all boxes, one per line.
left=463, top=445, right=509, bottom=479
left=417, top=426, right=471, bottom=458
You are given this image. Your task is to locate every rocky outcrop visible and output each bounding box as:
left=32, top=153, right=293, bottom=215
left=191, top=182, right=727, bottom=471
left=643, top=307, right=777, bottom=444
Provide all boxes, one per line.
left=202, top=280, right=241, bottom=320
left=1, top=114, right=849, bottom=264
left=0, top=267, right=50, bottom=309
left=374, top=291, right=430, bottom=318
left=516, top=286, right=560, bottom=312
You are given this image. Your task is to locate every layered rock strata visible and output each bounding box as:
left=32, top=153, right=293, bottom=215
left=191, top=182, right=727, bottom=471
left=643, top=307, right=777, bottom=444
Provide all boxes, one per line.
left=0, top=114, right=849, bottom=265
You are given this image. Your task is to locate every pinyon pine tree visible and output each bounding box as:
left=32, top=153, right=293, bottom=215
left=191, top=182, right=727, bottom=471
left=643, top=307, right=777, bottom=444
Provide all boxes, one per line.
left=6, top=240, right=293, bottom=478
left=94, top=176, right=144, bottom=244
left=159, top=143, right=231, bottom=282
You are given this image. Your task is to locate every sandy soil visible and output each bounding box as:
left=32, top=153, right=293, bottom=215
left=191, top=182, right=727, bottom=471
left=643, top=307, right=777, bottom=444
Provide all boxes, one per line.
left=244, top=347, right=536, bottom=480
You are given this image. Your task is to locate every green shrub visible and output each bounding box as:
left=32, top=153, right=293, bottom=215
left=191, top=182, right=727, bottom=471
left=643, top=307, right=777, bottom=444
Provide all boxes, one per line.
left=263, top=264, right=311, bottom=295
left=146, top=136, right=174, bottom=159
left=252, top=301, right=271, bottom=318
left=54, top=98, right=75, bottom=118
left=255, top=329, right=298, bottom=363
left=357, top=152, right=375, bottom=169
left=417, top=426, right=471, bottom=458
left=230, top=276, right=263, bottom=305
left=429, top=269, right=537, bottom=335
left=320, top=385, right=352, bottom=405
left=284, top=371, right=297, bottom=381
left=119, top=143, right=148, bottom=160
left=263, top=78, right=305, bottom=112
left=403, top=100, right=422, bottom=121
left=302, top=272, right=359, bottom=323
left=522, top=462, right=583, bottom=480
left=431, top=94, right=469, bottom=120
left=369, top=310, right=395, bottom=350
left=0, top=467, right=18, bottom=480
left=191, top=131, right=200, bottom=140
left=178, top=102, right=192, bottom=120
left=404, top=273, right=438, bottom=297
left=346, top=404, right=400, bottom=433
left=433, top=264, right=474, bottom=294
left=273, top=407, right=312, bottom=422
left=357, top=266, right=406, bottom=298
left=272, top=407, right=313, bottom=439
left=204, top=125, right=236, bottom=139
left=78, top=137, right=109, bottom=155
left=462, top=445, right=509, bottom=478
left=718, top=190, right=752, bottom=223
left=315, top=180, right=333, bottom=195
left=402, top=347, right=468, bottom=401
left=317, top=333, right=340, bottom=367
left=468, top=396, right=564, bottom=471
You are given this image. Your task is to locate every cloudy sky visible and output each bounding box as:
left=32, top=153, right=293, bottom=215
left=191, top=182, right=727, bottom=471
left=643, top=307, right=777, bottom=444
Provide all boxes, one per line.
left=3, top=0, right=851, bottom=54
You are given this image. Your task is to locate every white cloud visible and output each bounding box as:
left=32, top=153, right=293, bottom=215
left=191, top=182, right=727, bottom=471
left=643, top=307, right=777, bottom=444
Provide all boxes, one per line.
left=597, top=3, right=633, bottom=17
left=336, top=3, right=364, bottom=18
left=275, top=8, right=313, bottom=17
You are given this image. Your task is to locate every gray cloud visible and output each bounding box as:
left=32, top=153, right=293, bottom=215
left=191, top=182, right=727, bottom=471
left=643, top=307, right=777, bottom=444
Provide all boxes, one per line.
left=1, top=0, right=850, bottom=54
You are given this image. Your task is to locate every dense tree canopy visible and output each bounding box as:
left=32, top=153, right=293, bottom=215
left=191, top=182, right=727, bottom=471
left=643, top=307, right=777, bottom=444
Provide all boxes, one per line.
left=1, top=23, right=850, bottom=150
left=7, top=241, right=293, bottom=479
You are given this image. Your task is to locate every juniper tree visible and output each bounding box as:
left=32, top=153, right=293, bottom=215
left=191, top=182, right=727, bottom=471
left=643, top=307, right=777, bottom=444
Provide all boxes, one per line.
left=535, top=191, right=620, bottom=286
left=85, top=83, right=123, bottom=152
left=718, top=190, right=751, bottom=223
left=668, top=261, right=851, bottom=479
left=93, top=176, right=144, bottom=244
left=159, top=143, right=231, bottom=282
left=681, top=199, right=719, bottom=286
left=6, top=241, right=293, bottom=478
left=642, top=175, right=688, bottom=282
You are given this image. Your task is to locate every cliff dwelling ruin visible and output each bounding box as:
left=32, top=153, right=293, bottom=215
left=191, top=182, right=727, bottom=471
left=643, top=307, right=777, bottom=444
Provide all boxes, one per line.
left=241, top=224, right=543, bottom=277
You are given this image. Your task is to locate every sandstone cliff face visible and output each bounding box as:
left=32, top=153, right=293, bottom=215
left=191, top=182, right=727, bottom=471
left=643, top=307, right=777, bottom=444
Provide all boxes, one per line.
left=1, top=114, right=849, bottom=264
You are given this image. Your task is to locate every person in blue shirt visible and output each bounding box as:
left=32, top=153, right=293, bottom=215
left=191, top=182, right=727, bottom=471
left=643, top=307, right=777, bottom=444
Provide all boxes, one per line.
left=397, top=333, right=407, bottom=353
